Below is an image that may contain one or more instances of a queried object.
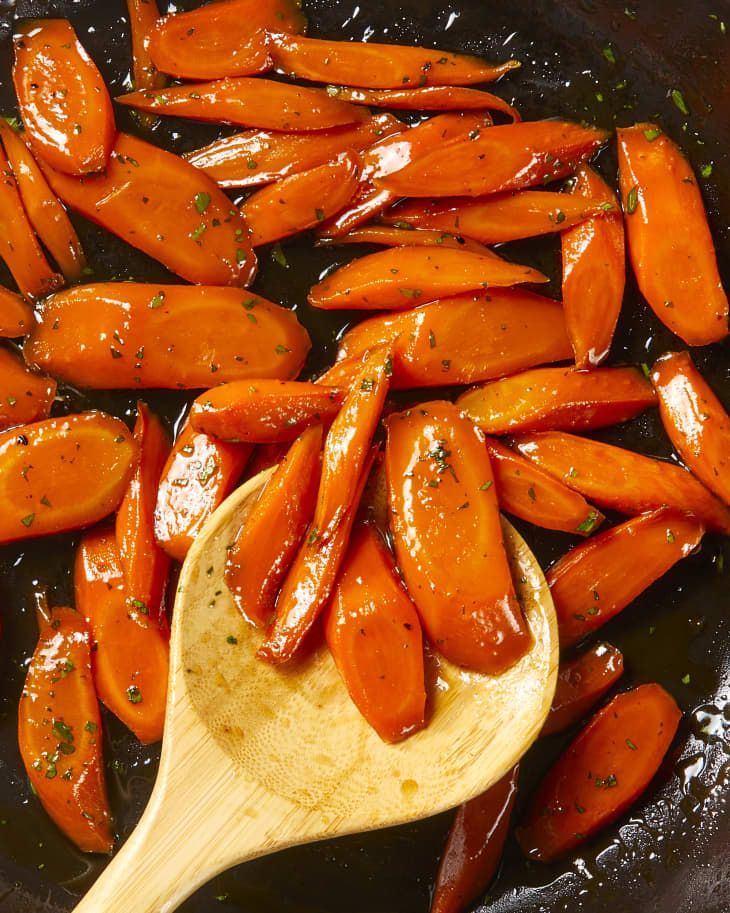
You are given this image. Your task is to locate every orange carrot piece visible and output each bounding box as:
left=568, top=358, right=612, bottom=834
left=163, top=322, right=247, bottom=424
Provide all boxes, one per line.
left=13, top=19, right=115, bottom=176
left=322, top=85, right=520, bottom=119
left=0, top=346, right=56, bottom=431
left=242, top=442, right=288, bottom=480
left=127, top=0, right=167, bottom=111
left=386, top=400, right=531, bottom=674
left=617, top=124, right=728, bottom=346
left=75, top=527, right=169, bottom=744
left=517, top=684, right=681, bottom=862
left=562, top=165, right=625, bottom=367
left=18, top=603, right=113, bottom=853
left=24, top=284, right=309, bottom=389
left=316, top=225, right=493, bottom=255
left=225, top=424, right=321, bottom=626
left=0, top=286, right=33, bottom=337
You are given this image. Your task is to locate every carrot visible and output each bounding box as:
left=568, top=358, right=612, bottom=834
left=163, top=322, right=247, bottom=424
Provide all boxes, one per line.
left=318, top=85, right=520, bottom=118
left=242, top=442, right=288, bottom=480
left=457, top=367, right=657, bottom=435
left=324, top=521, right=426, bottom=743
left=386, top=400, right=531, bottom=674
left=0, top=412, right=136, bottom=544
left=24, top=284, right=309, bottom=389
left=561, top=165, right=625, bottom=368
left=242, top=152, right=360, bottom=246
left=13, top=19, right=115, bottom=176
left=126, top=0, right=168, bottom=130
left=379, top=120, right=610, bottom=198
left=0, top=286, right=33, bottom=337
left=315, top=225, right=493, bottom=255
left=542, top=643, right=624, bottom=737
left=652, top=351, right=730, bottom=506
left=18, top=601, right=113, bottom=853
left=509, top=431, right=730, bottom=534
left=484, top=437, right=604, bottom=537
left=517, top=683, right=681, bottom=862
left=617, top=124, right=728, bottom=346
left=547, top=508, right=705, bottom=648
left=431, top=767, right=519, bottom=913
left=225, top=424, right=321, bottom=626
left=0, top=346, right=56, bottom=431
left=39, top=133, right=256, bottom=288
left=190, top=380, right=344, bottom=443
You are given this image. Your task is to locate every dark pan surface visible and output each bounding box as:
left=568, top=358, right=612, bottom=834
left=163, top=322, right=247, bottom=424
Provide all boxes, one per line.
left=0, top=0, right=729, bottom=911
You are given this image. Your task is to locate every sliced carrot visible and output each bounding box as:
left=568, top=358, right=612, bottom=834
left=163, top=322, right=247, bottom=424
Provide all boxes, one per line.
left=517, top=683, right=681, bottom=862
left=316, top=225, right=493, bottom=255
left=509, top=431, right=730, bottom=534
left=0, top=286, right=33, bottom=337
left=320, top=85, right=519, bottom=118
left=617, top=124, right=728, bottom=346
left=225, top=424, right=321, bottom=626
left=386, top=400, right=531, bottom=674
left=18, top=602, right=113, bottom=853
left=379, top=120, right=610, bottom=198
left=484, top=437, right=604, bottom=537
left=242, top=442, right=288, bottom=480
left=75, top=526, right=169, bottom=745
left=457, top=367, right=656, bottom=435
left=243, top=152, right=360, bottom=246
left=24, top=284, right=309, bottom=389
left=561, top=165, right=625, bottom=368
left=0, top=346, right=56, bottom=431
left=126, top=0, right=168, bottom=131
left=13, top=19, right=115, bottom=176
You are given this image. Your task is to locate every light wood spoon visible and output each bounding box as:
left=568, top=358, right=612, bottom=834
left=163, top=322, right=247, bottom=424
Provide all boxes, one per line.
left=73, top=468, right=558, bottom=913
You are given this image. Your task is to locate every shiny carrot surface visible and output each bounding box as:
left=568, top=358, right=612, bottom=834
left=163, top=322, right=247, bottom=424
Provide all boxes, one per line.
left=0, top=286, right=33, bottom=337
left=0, top=346, right=56, bottom=431
left=126, top=0, right=167, bottom=107
left=24, top=284, right=309, bottom=389
left=319, top=85, right=519, bottom=118
left=617, top=124, right=728, bottom=346
left=242, top=442, right=288, bottom=480
left=386, top=400, right=531, bottom=674
left=316, top=225, right=493, bottom=254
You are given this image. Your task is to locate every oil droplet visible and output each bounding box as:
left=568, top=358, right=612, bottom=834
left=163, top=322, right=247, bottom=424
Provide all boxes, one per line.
left=400, top=779, right=418, bottom=796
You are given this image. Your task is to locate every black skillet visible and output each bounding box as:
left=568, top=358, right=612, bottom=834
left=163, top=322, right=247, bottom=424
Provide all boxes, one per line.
left=0, top=0, right=729, bottom=910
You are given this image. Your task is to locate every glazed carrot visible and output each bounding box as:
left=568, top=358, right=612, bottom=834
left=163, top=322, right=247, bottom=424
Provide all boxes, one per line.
left=316, top=225, right=493, bottom=255
left=617, top=124, right=728, bottom=346
left=652, top=351, right=730, bottom=506
left=0, top=286, right=33, bottom=337
left=13, top=20, right=115, bottom=176
left=386, top=400, right=531, bottom=674
left=510, top=431, right=730, bottom=534
left=517, top=684, right=681, bottom=862
left=542, top=643, right=624, bottom=737
left=75, top=527, right=169, bottom=744
left=242, top=442, right=288, bottom=480
left=225, top=425, right=321, bottom=626
left=484, top=437, right=604, bottom=537
left=154, top=418, right=251, bottom=562
left=379, top=120, right=610, bottom=198
left=243, top=152, right=360, bottom=246
left=0, top=347, right=56, bottom=431
left=39, top=133, right=256, bottom=287
left=18, top=602, right=113, bottom=853
left=324, top=521, right=426, bottom=743
left=548, top=509, right=705, bottom=648
left=431, top=767, right=519, bottom=913
left=0, top=412, right=136, bottom=544
left=24, top=284, right=310, bottom=389
left=458, top=367, right=657, bottom=435
left=190, top=380, right=344, bottom=443
left=321, top=85, right=520, bottom=119
left=562, top=165, right=625, bottom=368
left=116, top=403, right=171, bottom=626
left=127, top=0, right=167, bottom=121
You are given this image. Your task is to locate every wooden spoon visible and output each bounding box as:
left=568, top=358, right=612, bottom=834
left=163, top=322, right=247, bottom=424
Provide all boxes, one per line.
left=73, top=468, right=558, bottom=913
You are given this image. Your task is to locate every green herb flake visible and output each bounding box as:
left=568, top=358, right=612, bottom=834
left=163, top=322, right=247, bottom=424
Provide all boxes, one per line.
left=84, top=721, right=97, bottom=734
left=701, top=163, right=713, bottom=178
left=576, top=511, right=600, bottom=533
left=602, top=45, right=617, bottom=64
left=194, top=191, right=211, bottom=215
left=681, top=672, right=691, bottom=685
left=21, top=513, right=34, bottom=528
left=479, top=481, right=493, bottom=491
left=667, top=529, right=675, bottom=543
left=190, top=223, right=207, bottom=242
left=127, top=686, right=143, bottom=704
left=6, top=396, right=16, bottom=407
left=275, top=344, right=291, bottom=355
left=226, top=635, right=238, bottom=645
left=399, top=287, right=422, bottom=300
left=307, top=526, right=320, bottom=547
left=640, top=362, right=650, bottom=378
left=626, top=738, right=638, bottom=750
left=315, top=208, right=326, bottom=222
left=428, top=329, right=437, bottom=349
left=149, top=291, right=165, bottom=309
left=671, top=88, right=690, bottom=115
left=643, top=127, right=662, bottom=141
left=626, top=184, right=639, bottom=214
left=271, top=243, right=288, bottom=267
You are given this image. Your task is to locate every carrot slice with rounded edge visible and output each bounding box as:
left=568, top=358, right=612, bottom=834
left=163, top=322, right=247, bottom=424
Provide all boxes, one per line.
left=316, top=225, right=494, bottom=255
left=617, top=124, right=728, bottom=346
left=116, top=403, right=171, bottom=626
left=0, top=412, right=136, bottom=545
left=458, top=366, right=656, bottom=436
left=39, top=133, right=256, bottom=288
left=431, top=766, right=519, bottom=913
left=652, top=351, right=730, bottom=506
left=243, top=152, right=360, bottom=246
left=324, top=521, right=426, bottom=743
left=517, top=683, right=681, bottom=862
left=154, top=417, right=251, bottom=562
left=18, top=602, right=113, bottom=853
left=542, top=643, right=624, bottom=737
left=0, top=346, right=56, bottom=431
left=548, top=508, right=705, bottom=649
left=509, top=430, right=730, bottom=534
left=0, top=286, right=33, bottom=337
left=562, top=164, right=625, bottom=368
left=13, top=20, right=115, bottom=176
left=484, top=437, right=604, bottom=537
left=323, top=85, right=520, bottom=119
left=75, top=526, right=169, bottom=745
left=386, top=400, right=531, bottom=674
left=379, top=120, right=610, bottom=199
left=126, top=0, right=168, bottom=131
left=24, top=284, right=309, bottom=390
left=190, top=380, right=344, bottom=443
left=309, top=247, right=547, bottom=311
left=225, top=424, right=321, bottom=627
